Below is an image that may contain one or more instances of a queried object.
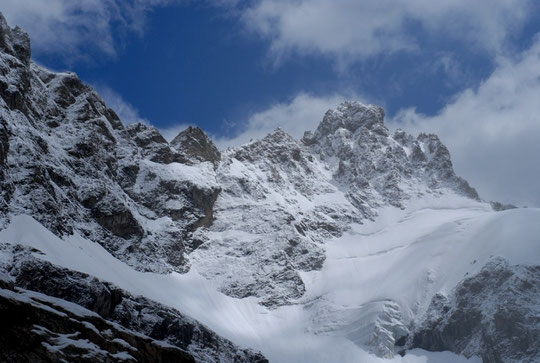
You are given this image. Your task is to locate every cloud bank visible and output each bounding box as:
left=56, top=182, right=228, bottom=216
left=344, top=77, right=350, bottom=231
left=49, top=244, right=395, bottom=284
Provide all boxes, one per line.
left=240, top=0, right=532, bottom=63
left=1, top=0, right=176, bottom=60
left=4, top=1, right=534, bottom=65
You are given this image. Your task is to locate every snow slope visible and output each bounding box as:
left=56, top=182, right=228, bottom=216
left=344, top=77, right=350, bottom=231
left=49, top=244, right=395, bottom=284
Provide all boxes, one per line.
left=2, top=196, right=537, bottom=362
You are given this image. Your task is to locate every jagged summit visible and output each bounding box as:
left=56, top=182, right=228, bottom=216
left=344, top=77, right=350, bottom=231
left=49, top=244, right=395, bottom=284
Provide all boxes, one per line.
left=309, top=101, right=386, bottom=141
left=171, top=125, right=221, bottom=164
left=0, top=12, right=30, bottom=65
left=126, top=122, right=188, bottom=164
left=302, top=101, right=479, bottom=214
left=264, top=127, right=292, bottom=138
left=233, top=127, right=302, bottom=164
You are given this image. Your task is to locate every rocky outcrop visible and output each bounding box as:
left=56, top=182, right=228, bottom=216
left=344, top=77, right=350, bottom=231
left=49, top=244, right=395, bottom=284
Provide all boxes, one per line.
left=415, top=132, right=478, bottom=200
left=171, top=126, right=221, bottom=164
left=0, top=15, right=32, bottom=117
left=0, top=275, right=195, bottom=363
left=1, top=244, right=268, bottom=363
left=0, top=118, right=8, bottom=169
left=126, top=123, right=188, bottom=164
left=0, top=15, right=30, bottom=65
left=490, top=201, right=517, bottom=211
left=410, top=258, right=540, bottom=362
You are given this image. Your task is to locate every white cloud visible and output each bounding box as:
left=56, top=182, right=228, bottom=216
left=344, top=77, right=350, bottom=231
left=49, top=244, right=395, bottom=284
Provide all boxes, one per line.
left=96, top=85, right=149, bottom=125
left=2, top=0, right=532, bottom=68
left=1, top=0, right=177, bottom=60
left=214, top=93, right=357, bottom=148
left=240, top=0, right=532, bottom=63
left=389, top=36, right=540, bottom=207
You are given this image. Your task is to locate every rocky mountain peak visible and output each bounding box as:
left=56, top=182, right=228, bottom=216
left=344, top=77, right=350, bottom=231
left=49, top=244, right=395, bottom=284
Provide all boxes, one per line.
left=263, top=127, right=294, bottom=141
left=127, top=122, right=168, bottom=146
left=0, top=12, right=30, bottom=65
left=301, top=101, right=479, bottom=212
left=171, top=126, right=221, bottom=164
left=231, top=127, right=304, bottom=165
left=310, top=101, right=386, bottom=141
left=126, top=122, right=188, bottom=164
left=253, top=127, right=298, bottom=151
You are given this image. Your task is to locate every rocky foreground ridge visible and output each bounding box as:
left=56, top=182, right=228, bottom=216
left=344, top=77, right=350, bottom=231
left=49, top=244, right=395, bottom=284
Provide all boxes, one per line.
left=0, top=11, right=537, bottom=363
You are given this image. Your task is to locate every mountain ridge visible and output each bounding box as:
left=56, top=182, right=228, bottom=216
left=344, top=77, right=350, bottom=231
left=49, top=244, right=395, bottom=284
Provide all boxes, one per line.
left=0, top=12, right=538, bottom=363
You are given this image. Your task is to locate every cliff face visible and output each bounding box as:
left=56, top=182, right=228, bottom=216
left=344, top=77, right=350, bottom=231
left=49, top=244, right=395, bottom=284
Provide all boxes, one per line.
left=0, top=12, right=222, bottom=275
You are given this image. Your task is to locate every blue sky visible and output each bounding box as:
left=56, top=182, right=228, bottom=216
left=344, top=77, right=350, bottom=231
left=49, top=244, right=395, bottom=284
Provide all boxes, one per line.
left=3, top=0, right=540, bottom=206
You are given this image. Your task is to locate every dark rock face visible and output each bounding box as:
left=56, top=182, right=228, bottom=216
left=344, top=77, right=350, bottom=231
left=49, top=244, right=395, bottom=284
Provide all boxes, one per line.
left=171, top=126, right=221, bottom=164
left=126, top=123, right=188, bottom=164
left=14, top=259, right=124, bottom=319
left=91, top=196, right=145, bottom=239
left=411, top=258, right=540, bottom=363
left=0, top=119, right=8, bottom=167
left=113, top=296, right=268, bottom=363
left=0, top=277, right=195, bottom=363
left=490, top=201, right=518, bottom=211
left=190, top=185, right=221, bottom=229
left=2, top=250, right=267, bottom=363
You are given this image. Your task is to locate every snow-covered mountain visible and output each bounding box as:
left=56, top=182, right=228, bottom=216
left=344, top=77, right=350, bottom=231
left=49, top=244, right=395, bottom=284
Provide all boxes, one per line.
left=0, top=12, right=538, bottom=363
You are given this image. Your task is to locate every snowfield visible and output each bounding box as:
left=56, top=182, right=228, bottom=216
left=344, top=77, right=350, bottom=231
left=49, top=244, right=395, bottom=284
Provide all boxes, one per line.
left=2, top=195, right=538, bottom=362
